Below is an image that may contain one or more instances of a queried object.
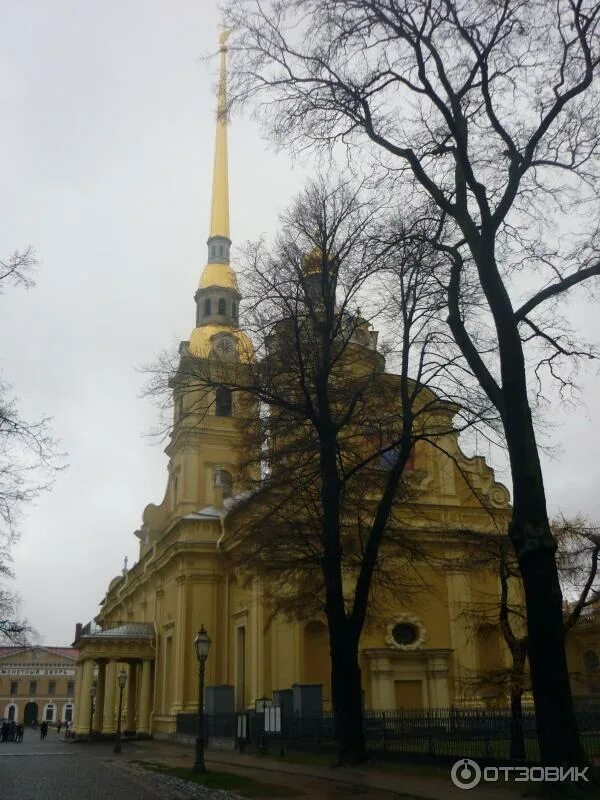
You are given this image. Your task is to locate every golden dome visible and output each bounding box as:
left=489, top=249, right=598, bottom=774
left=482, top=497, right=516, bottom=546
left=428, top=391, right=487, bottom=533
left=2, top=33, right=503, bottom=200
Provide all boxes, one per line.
left=199, top=262, right=239, bottom=291
left=188, top=324, right=254, bottom=362
left=301, top=247, right=323, bottom=276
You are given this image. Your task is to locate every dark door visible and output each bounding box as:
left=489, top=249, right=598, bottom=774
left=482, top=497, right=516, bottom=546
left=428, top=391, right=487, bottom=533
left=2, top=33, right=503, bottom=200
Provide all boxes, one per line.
left=24, top=701, right=38, bottom=726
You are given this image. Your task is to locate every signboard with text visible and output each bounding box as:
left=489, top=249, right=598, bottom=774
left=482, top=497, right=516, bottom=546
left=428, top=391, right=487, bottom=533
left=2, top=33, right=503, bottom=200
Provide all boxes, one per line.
left=0, top=667, right=76, bottom=676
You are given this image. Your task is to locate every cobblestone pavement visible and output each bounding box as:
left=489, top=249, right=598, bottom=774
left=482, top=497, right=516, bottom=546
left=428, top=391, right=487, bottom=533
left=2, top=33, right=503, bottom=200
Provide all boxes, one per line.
left=0, top=730, right=242, bottom=800
left=0, top=730, right=529, bottom=800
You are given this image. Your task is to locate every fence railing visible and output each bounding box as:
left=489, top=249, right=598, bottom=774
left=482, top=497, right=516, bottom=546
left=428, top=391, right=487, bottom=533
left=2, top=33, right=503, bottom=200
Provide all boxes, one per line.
left=80, top=620, right=154, bottom=638
left=176, top=706, right=600, bottom=764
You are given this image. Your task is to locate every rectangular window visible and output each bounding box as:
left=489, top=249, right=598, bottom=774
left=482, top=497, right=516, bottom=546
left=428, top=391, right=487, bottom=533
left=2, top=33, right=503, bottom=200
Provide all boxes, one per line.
left=29, top=680, right=37, bottom=696
left=48, top=680, right=56, bottom=695
left=10, top=681, right=18, bottom=695
left=67, top=680, right=75, bottom=696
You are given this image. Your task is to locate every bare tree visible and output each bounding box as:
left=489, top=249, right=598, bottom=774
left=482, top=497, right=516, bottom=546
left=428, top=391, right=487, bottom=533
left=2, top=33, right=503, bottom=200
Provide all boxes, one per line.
left=223, top=0, right=600, bottom=765
left=0, top=248, right=61, bottom=643
left=147, top=179, right=489, bottom=763
left=0, top=248, right=36, bottom=292
left=461, top=519, right=600, bottom=759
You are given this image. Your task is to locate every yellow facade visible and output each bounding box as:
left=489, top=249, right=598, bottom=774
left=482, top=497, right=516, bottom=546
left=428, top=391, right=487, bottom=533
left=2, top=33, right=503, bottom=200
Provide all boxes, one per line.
left=567, top=607, right=600, bottom=704
left=71, top=35, right=517, bottom=739
left=0, top=646, right=77, bottom=725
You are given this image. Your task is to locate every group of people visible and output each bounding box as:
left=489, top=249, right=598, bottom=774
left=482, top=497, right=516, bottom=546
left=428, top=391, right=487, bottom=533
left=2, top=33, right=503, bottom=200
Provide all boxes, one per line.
left=0, top=719, right=72, bottom=742
left=0, top=720, right=24, bottom=743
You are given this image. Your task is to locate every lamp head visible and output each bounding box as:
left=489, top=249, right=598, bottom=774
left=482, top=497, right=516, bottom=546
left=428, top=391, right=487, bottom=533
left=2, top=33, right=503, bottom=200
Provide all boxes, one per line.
left=118, top=668, right=127, bottom=689
left=194, top=624, right=211, bottom=662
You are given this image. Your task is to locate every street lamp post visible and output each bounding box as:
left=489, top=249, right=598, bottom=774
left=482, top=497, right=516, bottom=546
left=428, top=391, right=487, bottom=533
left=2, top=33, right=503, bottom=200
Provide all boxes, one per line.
left=114, top=668, right=127, bottom=754
left=193, top=624, right=211, bottom=773
left=88, top=684, right=97, bottom=740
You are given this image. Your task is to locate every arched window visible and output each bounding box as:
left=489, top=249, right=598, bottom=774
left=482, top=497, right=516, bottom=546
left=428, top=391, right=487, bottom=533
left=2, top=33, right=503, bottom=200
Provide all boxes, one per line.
left=45, top=704, right=55, bottom=722
left=204, top=298, right=211, bottom=316
left=63, top=703, right=73, bottom=722
left=584, top=650, right=599, bottom=672
left=219, top=244, right=224, bottom=256
left=7, top=704, right=16, bottom=722
left=215, top=386, right=232, bottom=417
left=218, top=298, right=226, bottom=315
left=232, top=302, right=237, bottom=324
left=221, top=470, right=233, bottom=499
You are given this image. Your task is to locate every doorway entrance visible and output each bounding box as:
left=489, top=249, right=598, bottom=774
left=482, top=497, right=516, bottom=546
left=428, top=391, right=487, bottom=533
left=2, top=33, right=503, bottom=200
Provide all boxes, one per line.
left=24, top=701, right=38, bottom=726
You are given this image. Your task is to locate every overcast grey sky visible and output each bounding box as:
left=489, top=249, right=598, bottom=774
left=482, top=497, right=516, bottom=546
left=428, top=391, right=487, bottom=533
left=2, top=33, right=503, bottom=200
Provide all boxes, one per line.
left=1, top=1, right=598, bottom=646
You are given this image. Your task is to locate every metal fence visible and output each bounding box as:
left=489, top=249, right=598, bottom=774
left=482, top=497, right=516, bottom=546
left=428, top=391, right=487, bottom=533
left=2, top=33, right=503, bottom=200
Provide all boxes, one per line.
left=176, top=706, right=600, bottom=764
left=80, top=620, right=154, bottom=638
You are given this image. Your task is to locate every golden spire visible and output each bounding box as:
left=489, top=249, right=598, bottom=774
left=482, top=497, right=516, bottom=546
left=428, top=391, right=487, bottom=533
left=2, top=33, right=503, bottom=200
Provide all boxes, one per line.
left=209, top=31, right=231, bottom=240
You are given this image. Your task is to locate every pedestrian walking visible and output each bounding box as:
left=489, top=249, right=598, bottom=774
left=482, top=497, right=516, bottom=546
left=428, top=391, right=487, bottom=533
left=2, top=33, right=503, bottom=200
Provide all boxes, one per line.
left=15, top=723, right=23, bottom=743
left=40, top=720, right=48, bottom=740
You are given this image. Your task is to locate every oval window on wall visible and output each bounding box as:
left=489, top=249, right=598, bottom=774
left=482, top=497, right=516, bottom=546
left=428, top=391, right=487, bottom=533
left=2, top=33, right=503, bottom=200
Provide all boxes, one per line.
left=392, top=623, right=419, bottom=646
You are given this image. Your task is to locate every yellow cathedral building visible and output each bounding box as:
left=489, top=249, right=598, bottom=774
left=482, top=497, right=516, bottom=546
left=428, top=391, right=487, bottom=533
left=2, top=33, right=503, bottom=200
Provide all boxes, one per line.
left=71, top=34, right=517, bottom=740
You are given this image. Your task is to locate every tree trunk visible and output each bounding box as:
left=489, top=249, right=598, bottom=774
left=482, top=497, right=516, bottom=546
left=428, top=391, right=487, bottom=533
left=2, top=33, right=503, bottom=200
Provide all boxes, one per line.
left=328, top=617, right=367, bottom=765
left=510, top=688, right=525, bottom=760
left=464, top=235, right=586, bottom=767
left=505, top=397, right=586, bottom=766
left=318, top=418, right=367, bottom=765
left=509, top=650, right=526, bottom=760
left=518, top=544, right=585, bottom=766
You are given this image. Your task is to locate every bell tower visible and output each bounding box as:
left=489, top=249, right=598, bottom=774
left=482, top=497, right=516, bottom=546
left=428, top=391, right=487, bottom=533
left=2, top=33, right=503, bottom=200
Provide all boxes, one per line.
left=140, top=33, right=254, bottom=549
left=194, top=31, right=240, bottom=332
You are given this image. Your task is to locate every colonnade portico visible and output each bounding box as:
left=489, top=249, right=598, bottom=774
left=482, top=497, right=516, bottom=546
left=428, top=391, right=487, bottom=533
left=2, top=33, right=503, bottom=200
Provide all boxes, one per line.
left=72, top=622, right=155, bottom=738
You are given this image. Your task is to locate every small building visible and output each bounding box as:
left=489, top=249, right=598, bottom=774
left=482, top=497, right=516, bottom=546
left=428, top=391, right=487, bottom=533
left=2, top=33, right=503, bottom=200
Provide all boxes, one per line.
left=0, top=645, right=78, bottom=725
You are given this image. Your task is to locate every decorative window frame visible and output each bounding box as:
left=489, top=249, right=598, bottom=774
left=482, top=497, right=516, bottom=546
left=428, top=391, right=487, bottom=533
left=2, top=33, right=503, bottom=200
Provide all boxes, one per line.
left=385, top=615, right=428, bottom=651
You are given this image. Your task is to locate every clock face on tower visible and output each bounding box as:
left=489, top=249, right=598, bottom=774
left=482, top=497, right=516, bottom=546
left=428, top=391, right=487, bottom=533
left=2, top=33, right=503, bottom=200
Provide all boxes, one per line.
left=213, top=334, right=236, bottom=360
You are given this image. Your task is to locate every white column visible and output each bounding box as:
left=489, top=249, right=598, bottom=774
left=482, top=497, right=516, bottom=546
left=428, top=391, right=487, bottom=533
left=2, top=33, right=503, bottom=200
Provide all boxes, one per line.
left=125, top=662, right=138, bottom=732
left=93, top=661, right=106, bottom=733
left=102, top=661, right=117, bottom=734
left=72, top=662, right=85, bottom=732
left=74, top=659, right=94, bottom=735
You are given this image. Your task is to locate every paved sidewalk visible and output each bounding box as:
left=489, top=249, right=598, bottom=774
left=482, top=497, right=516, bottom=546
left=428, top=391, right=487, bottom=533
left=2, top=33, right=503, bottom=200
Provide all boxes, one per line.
left=128, top=739, right=525, bottom=800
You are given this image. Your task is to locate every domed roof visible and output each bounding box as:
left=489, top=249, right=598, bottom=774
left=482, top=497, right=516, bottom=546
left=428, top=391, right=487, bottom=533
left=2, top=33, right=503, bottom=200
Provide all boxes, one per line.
left=199, top=262, right=239, bottom=291
left=188, top=324, right=254, bottom=362
left=302, top=246, right=338, bottom=277
left=301, top=247, right=323, bottom=276
left=108, top=575, right=123, bottom=591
